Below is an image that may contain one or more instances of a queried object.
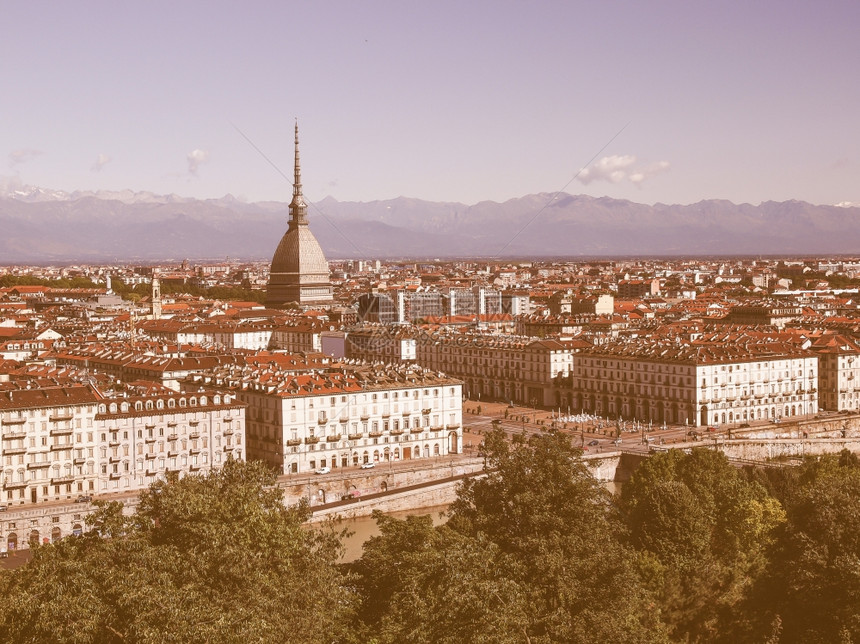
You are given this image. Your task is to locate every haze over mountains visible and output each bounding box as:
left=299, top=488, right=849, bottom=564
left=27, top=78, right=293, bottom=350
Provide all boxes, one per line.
left=1, top=181, right=859, bottom=262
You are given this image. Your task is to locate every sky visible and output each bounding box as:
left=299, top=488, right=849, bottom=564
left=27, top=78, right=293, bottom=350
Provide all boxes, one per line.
left=2, top=0, right=859, bottom=207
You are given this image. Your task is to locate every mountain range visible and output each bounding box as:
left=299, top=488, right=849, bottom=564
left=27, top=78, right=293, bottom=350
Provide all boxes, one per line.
left=1, top=182, right=859, bottom=262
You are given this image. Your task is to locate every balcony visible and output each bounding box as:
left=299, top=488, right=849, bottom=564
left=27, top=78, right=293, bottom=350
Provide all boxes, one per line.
left=167, top=421, right=177, bottom=427
left=167, top=434, right=178, bottom=442
left=144, top=453, right=156, bottom=460
left=3, top=480, right=27, bottom=490
left=326, top=434, right=342, bottom=443
left=2, top=416, right=26, bottom=425
left=49, top=413, right=74, bottom=422
left=167, top=451, right=178, bottom=458
left=109, top=473, right=121, bottom=480
left=51, top=476, right=75, bottom=485
left=222, top=428, right=234, bottom=435
left=2, top=431, right=27, bottom=440
left=317, top=418, right=328, bottom=425
left=108, top=440, right=120, bottom=447
left=73, top=457, right=85, bottom=465
left=360, top=414, right=369, bottom=421
left=410, top=427, right=424, bottom=434
left=189, top=432, right=200, bottom=439
left=347, top=433, right=363, bottom=441
left=368, top=432, right=383, bottom=438
left=286, top=438, right=301, bottom=447
left=50, top=427, right=74, bottom=436
left=50, top=443, right=71, bottom=452
left=27, top=462, right=50, bottom=470
left=390, top=430, right=404, bottom=436
left=304, top=436, right=320, bottom=445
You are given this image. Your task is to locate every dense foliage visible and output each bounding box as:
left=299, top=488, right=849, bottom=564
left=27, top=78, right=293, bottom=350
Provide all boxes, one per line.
left=2, top=436, right=860, bottom=642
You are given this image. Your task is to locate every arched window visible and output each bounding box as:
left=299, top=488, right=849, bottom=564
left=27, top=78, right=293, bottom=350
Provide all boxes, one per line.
left=156, top=400, right=164, bottom=409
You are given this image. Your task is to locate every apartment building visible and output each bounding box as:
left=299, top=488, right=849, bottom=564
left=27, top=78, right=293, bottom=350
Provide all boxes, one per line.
left=345, top=326, right=580, bottom=407
left=810, top=334, right=860, bottom=411
left=573, top=336, right=819, bottom=427
left=190, top=363, right=462, bottom=475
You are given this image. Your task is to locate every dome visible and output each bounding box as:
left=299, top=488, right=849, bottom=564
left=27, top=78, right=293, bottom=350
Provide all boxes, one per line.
left=265, top=122, right=334, bottom=308
left=270, top=225, right=330, bottom=277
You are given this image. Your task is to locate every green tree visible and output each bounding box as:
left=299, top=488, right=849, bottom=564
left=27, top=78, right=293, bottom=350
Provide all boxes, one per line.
left=353, top=512, right=530, bottom=644
left=748, top=452, right=860, bottom=644
left=0, top=460, right=355, bottom=643
left=353, top=428, right=665, bottom=643
left=620, top=448, right=785, bottom=642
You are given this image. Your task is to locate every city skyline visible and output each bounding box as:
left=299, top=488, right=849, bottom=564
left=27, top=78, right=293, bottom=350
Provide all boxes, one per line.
left=3, top=1, right=859, bottom=209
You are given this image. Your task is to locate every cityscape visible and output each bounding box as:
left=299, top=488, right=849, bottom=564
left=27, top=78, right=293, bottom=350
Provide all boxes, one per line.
left=3, top=1, right=860, bottom=641
left=2, top=128, right=860, bottom=641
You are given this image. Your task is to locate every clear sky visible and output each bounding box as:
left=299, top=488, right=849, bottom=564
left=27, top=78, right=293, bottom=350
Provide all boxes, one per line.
left=3, top=0, right=859, bottom=207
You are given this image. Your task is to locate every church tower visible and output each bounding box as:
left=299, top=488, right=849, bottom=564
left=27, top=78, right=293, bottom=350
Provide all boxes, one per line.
left=266, top=122, right=334, bottom=308
left=151, top=274, right=162, bottom=320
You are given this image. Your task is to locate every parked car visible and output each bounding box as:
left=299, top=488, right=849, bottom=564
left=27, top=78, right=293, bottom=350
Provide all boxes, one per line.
left=315, top=467, right=331, bottom=475
left=74, top=495, right=92, bottom=504
left=588, top=439, right=600, bottom=446
left=360, top=462, right=376, bottom=469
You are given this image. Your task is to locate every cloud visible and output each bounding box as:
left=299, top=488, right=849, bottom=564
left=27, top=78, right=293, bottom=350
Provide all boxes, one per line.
left=91, top=153, right=111, bottom=172
left=577, top=155, right=670, bottom=187
left=8, top=148, right=42, bottom=167
left=577, top=155, right=636, bottom=184
left=629, top=160, right=671, bottom=186
left=186, top=149, right=210, bottom=176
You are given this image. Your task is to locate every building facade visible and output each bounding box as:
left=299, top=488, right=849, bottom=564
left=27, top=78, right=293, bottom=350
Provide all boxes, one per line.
left=573, top=338, right=819, bottom=427
left=190, top=363, right=463, bottom=475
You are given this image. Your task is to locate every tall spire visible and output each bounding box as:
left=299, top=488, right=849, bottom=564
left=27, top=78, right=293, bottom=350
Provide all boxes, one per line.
left=289, top=120, right=308, bottom=228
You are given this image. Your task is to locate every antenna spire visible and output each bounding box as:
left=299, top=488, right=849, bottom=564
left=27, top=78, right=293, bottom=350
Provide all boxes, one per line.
left=289, top=120, right=308, bottom=227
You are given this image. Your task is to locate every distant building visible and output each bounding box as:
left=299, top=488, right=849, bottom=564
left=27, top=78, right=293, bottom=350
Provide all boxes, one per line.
left=266, top=123, right=334, bottom=309
left=616, top=279, right=660, bottom=300
left=357, top=293, right=399, bottom=324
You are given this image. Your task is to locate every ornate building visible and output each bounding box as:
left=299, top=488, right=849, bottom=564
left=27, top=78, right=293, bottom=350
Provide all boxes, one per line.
left=266, top=123, right=334, bottom=309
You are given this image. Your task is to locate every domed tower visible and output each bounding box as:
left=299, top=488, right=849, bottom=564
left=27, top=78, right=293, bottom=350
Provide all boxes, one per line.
left=266, top=122, right=333, bottom=308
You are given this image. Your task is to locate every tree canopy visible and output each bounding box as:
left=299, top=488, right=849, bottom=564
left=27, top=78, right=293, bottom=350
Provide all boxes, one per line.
left=5, top=440, right=860, bottom=643
left=0, top=460, right=353, bottom=643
